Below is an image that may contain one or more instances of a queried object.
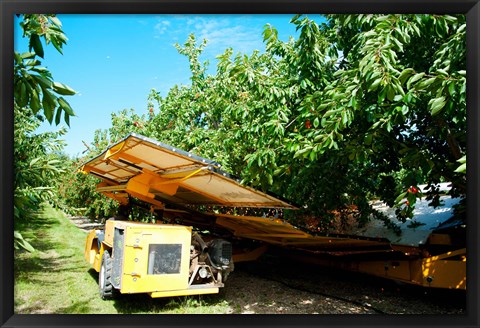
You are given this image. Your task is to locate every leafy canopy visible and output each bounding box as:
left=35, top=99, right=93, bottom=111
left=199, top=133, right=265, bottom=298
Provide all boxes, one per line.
left=14, top=14, right=75, bottom=251
left=70, top=14, right=466, bottom=233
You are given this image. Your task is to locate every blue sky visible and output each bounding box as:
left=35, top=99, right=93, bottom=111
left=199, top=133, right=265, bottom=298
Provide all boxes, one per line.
left=14, top=14, right=323, bottom=157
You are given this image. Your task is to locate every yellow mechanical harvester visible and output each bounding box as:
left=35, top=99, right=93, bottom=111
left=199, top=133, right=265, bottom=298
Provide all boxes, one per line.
left=81, top=133, right=295, bottom=299
left=81, top=133, right=466, bottom=299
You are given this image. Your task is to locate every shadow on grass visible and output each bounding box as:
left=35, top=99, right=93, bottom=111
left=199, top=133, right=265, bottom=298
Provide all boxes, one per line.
left=14, top=207, right=100, bottom=314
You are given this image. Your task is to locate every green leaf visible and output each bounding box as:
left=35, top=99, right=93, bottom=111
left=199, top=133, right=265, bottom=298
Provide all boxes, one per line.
left=313, top=117, right=319, bottom=128
left=49, top=15, right=62, bottom=27
left=394, top=192, right=408, bottom=205
left=294, top=147, right=311, bottom=159
left=417, top=77, right=436, bottom=89
left=14, top=52, right=23, bottom=64
left=55, top=107, right=62, bottom=125
left=18, top=81, right=28, bottom=107
left=398, top=68, right=414, bottom=85
left=58, top=97, right=75, bottom=116
left=407, top=72, right=425, bottom=89
left=341, top=111, right=348, bottom=125
left=364, top=134, right=373, bottom=145
left=267, top=173, right=273, bottom=185
left=262, top=24, right=272, bottom=42
left=51, top=38, right=64, bottom=54
left=454, top=163, right=466, bottom=173
left=32, top=74, right=53, bottom=88
left=14, top=231, right=35, bottom=252
left=21, top=52, right=36, bottom=59
left=429, top=96, right=446, bottom=116
left=29, top=34, right=44, bottom=58
left=448, top=82, right=455, bottom=97
left=30, top=88, right=41, bottom=114
left=385, top=120, right=392, bottom=132
left=53, top=82, right=76, bottom=95
left=386, top=85, right=396, bottom=101
left=369, top=78, right=382, bottom=91
left=42, top=91, right=56, bottom=122
left=436, top=69, right=449, bottom=76
left=378, top=87, right=387, bottom=103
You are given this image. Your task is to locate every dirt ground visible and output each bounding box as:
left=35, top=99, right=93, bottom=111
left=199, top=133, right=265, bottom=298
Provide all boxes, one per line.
left=222, top=255, right=466, bottom=314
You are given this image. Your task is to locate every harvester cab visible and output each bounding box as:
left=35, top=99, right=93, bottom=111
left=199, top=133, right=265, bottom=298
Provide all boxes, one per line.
left=85, top=219, right=234, bottom=299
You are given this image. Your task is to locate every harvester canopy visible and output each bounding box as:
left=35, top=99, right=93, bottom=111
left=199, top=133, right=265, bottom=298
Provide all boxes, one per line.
left=80, top=133, right=295, bottom=209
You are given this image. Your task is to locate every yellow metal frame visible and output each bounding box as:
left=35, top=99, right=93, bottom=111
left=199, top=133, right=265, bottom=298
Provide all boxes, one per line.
left=149, top=287, right=219, bottom=298
left=284, top=248, right=466, bottom=290
left=84, top=229, right=110, bottom=273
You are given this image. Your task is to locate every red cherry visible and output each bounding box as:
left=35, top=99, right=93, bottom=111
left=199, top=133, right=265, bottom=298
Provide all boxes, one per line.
left=405, top=201, right=410, bottom=206
left=305, top=119, right=312, bottom=129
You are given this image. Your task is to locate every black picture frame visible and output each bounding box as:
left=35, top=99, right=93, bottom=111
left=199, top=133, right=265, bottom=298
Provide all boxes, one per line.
left=1, top=1, right=478, bottom=327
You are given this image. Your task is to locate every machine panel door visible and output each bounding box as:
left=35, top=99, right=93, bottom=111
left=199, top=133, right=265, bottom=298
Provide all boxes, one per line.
left=121, top=225, right=191, bottom=294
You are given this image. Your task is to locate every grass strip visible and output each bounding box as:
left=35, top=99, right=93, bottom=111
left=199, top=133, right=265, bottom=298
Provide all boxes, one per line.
left=14, top=205, right=231, bottom=314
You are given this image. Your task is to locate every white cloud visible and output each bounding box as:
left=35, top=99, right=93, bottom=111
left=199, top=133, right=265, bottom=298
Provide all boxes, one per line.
left=187, top=16, right=264, bottom=56
left=153, top=15, right=264, bottom=57
left=154, top=20, right=171, bottom=35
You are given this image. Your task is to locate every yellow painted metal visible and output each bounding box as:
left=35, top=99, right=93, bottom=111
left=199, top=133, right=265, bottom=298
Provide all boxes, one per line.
left=96, top=184, right=127, bottom=192
left=355, top=252, right=467, bottom=289
left=79, top=134, right=296, bottom=209
left=151, top=167, right=207, bottom=186
left=84, top=229, right=98, bottom=265
left=148, top=287, right=219, bottom=298
left=102, top=192, right=130, bottom=205
left=118, top=221, right=192, bottom=294
left=84, top=229, right=108, bottom=273
left=285, top=248, right=466, bottom=290
left=84, top=220, right=228, bottom=296
left=104, top=141, right=126, bottom=160
left=103, top=219, right=116, bottom=246
left=128, top=169, right=179, bottom=197
left=214, top=213, right=390, bottom=249
left=419, top=248, right=466, bottom=289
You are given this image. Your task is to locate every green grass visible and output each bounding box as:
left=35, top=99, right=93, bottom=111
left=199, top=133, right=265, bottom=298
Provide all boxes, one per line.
left=14, top=205, right=232, bottom=314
